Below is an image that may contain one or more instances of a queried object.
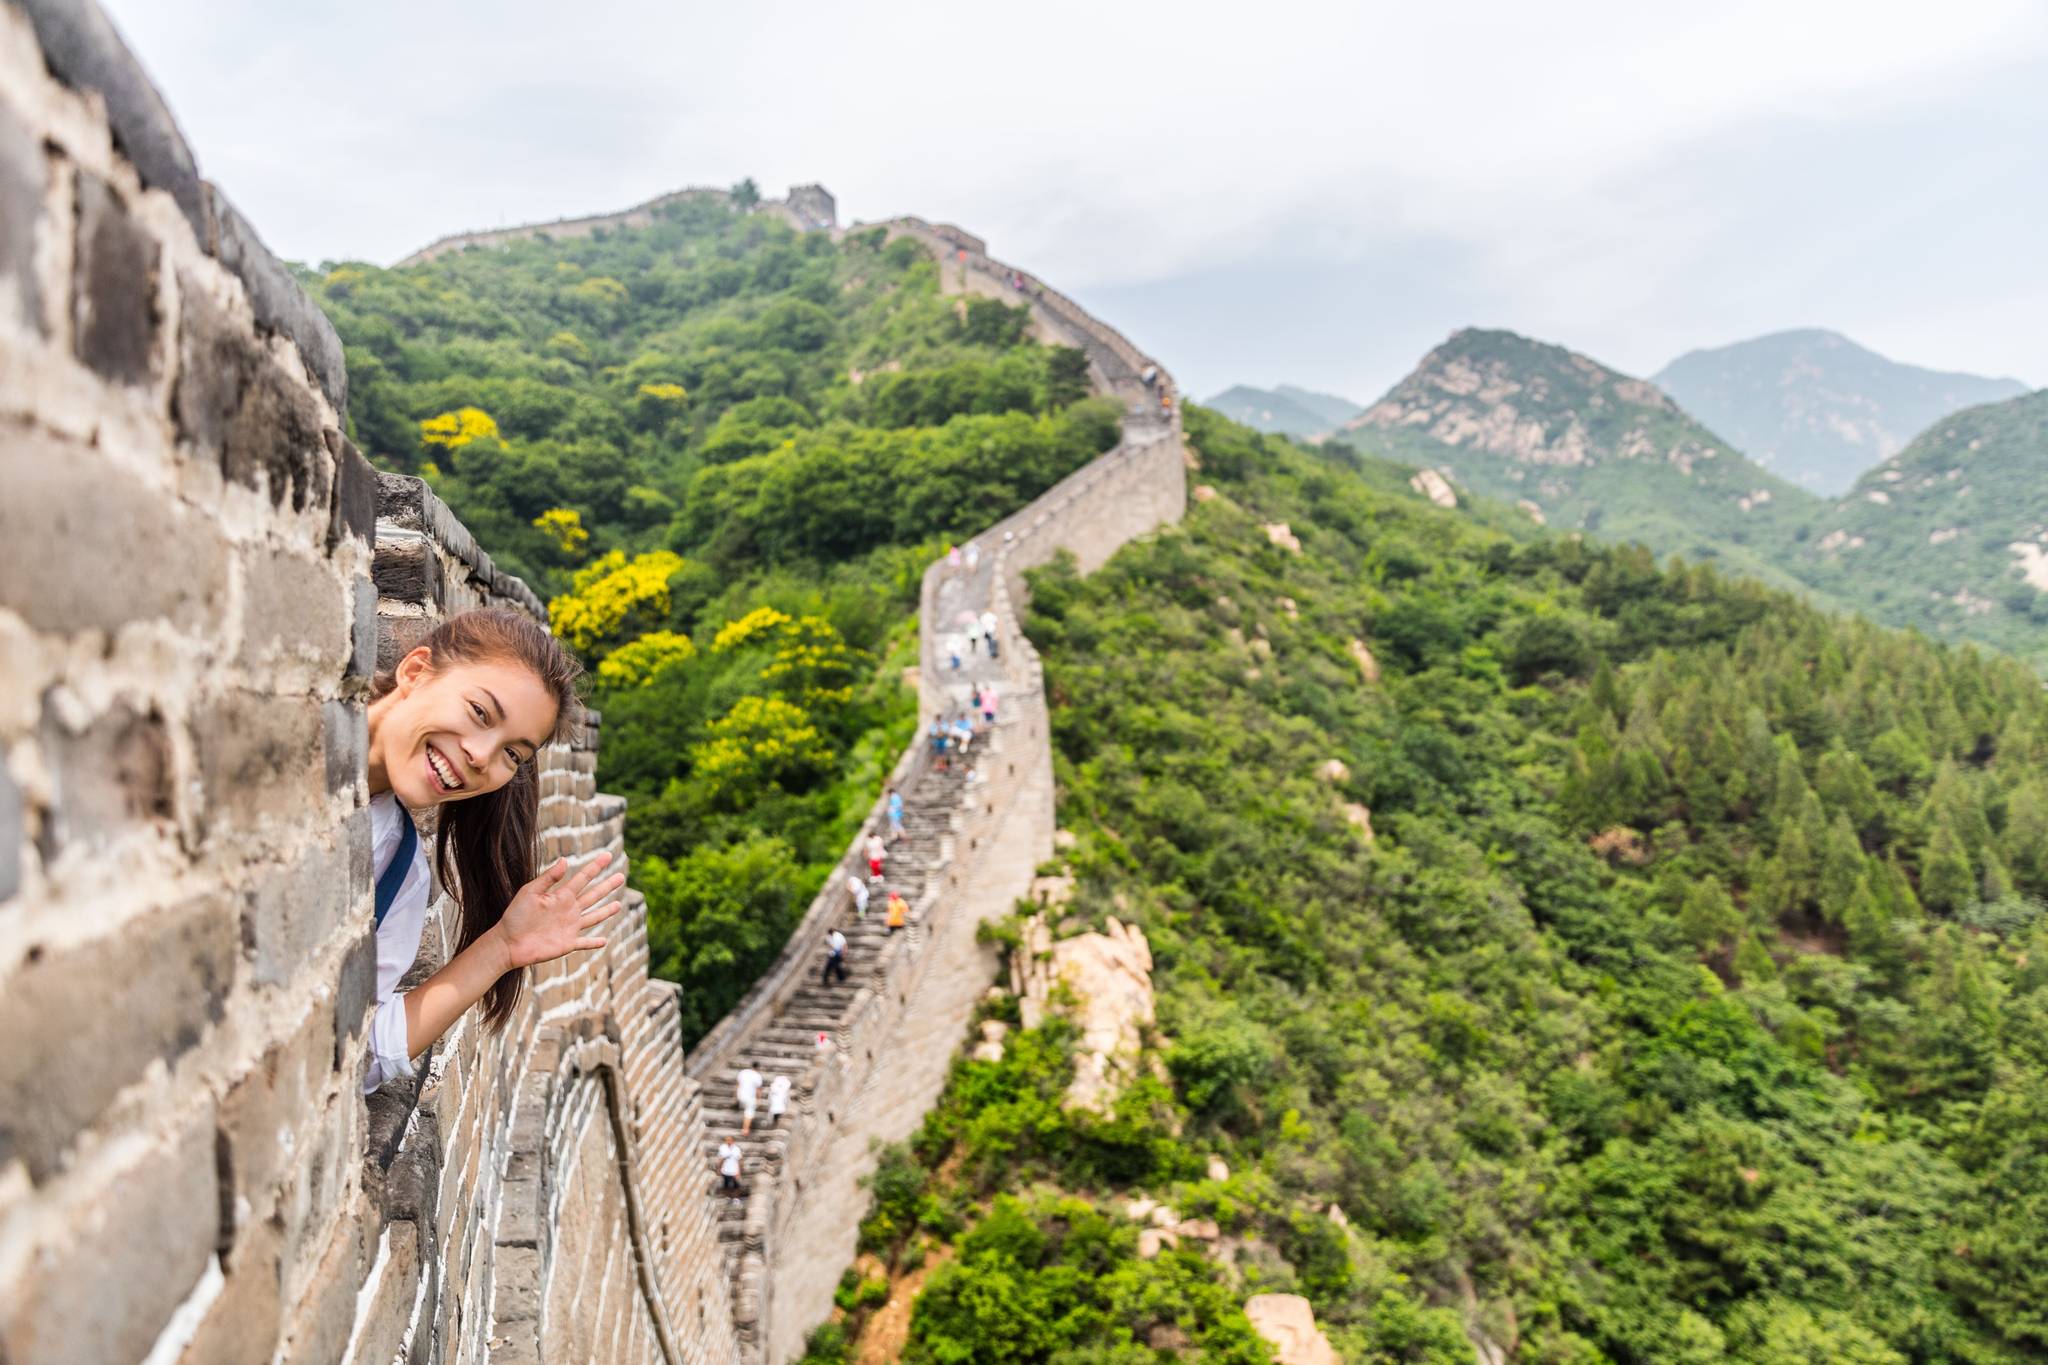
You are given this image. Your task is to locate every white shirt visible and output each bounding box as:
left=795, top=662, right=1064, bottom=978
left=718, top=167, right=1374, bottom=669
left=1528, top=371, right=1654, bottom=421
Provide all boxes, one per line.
left=718, top=1141, right=741, bottom=1177
left=848, top=876, right=869, bottom=912
left=736, top=1068, right=763, bottom=1104
left=768, top=1075, right=791, bottom=1113
left=364, top=792, right=432, bottom=1094
left=979, top=610, right=997, bottom=636
left=827, top=930, right=847, bottom=955
left=866, top=836, right=885, bottom=862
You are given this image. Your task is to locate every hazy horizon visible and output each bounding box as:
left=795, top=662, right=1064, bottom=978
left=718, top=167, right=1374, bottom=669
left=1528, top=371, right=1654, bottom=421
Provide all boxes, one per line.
left=100, top=0, right=2048, bottom=402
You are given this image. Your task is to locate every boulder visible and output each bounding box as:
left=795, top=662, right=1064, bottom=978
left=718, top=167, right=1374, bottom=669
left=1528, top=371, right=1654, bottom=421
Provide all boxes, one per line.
left=1410, top=468, right=1458, bottom=509
left=1244, top=1294, right=1342, bottom=1365
left=1341, top=802, right=1374, bottom=841
left=1316, top=758, right=1350, bottom=783
left=1262, top=522, right=1303, bottom=553
left=1013, top=914, right=1157, bottom=1111
left=1207, top=1156, right=1230, bottom=1182
left=1193, top=484, right=1218, bottom=502
left=1346, top=638, right=1380, bottom=684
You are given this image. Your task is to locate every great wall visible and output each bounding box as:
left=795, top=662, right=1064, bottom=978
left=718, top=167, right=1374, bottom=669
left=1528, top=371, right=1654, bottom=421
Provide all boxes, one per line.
left=0, top=2, right=1185, bottom=1361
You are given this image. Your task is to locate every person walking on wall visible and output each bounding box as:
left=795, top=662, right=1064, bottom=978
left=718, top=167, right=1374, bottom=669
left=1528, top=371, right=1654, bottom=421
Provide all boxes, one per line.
left=965, top=542, right=981, bottom=573
left=886, top=890, right=909, bottom=935
left=980, top=608, right=1000, bottom=660
left=847, top=871, right=870, bottom=920
left=768, top=1071, right=792, bottom=1128
left=361, top=608, right=626, bottom=1096
left=979, top=681, right=1000, bottom=727
left=823, top=927, right=849, bottom=985
left=866, top=830, right=887, bottom=878
left=965, top=614, right=984, bottom=657
left=736, top=1061, right=764, bottom=1136
left=887, top=786, right=905, bottom=844
left=718, top=1139, right=743, bottom=1195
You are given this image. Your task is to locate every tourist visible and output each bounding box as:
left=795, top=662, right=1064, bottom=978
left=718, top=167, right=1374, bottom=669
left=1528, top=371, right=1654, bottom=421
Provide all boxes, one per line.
left=966, top=614, right=984, bottom=656
left=946, top=633, right=965, bottom=670
left=768, top=1072, right=792, bottom=1128
left=980, top=609, right=1000, bottom=660
left=886, top=890, right=909, bottom=935
left=947, top=544, right=962, bottom=571
left=866, top=830, right=887, bottom=878
left=718, top=1139, right=742, bottom=1194
left=362, top=608, right=623, bottom=1096
left=930, top=718, right=951, bottom=772
left=965, top=542, right=981, bottom=573
left=887, top=786, right=905, bottom=843
left=847, top=872, right=870, bottom=919
left=736, top=1061, right=764, bottom=1136
left=951, top=713, right=975, bottom=757
left=823, top=927, right=849, bottom=984
left=979, top=681, right=999, bottom=727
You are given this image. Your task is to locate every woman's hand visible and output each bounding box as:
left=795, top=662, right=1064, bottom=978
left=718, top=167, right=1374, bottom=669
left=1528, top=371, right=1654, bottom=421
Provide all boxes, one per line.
left=494, top=851, right=628, bottom=970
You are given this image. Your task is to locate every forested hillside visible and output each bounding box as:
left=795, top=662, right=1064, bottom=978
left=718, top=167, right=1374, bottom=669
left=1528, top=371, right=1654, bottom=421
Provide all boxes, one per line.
left=810, top=408, right=2048, bottom=1364
left=311, top=199, right=1115, bottom=1037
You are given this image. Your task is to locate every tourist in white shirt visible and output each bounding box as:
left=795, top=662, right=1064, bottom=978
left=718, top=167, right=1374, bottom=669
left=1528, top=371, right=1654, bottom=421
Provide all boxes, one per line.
left=736, top=1062, right=764, bottom=1135
left=717, top=1140, right=742, bottom=1194
left=768, top=1073, right=792, bottom=1128
left=362, top=609, right=626, bottom=1095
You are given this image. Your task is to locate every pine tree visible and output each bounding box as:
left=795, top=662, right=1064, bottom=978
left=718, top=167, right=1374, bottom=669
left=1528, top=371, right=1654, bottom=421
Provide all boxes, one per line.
left=1733, top=932, right=1777, bottom=984
left=1679, top=876, right=1743, bottom=955
left=1920, top=815, right=1977, bottom=917
left=1818, top=813, right=1868, bottom=925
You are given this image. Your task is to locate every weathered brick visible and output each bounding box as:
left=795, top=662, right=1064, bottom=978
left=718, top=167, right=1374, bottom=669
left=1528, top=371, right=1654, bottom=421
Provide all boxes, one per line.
left=0, top=891, right=234, bottom=1181
left=238, top=544, right=348, bottom=673
left=276, top=1213, right=364, bottom=1365
left=0, top=1105, right=218, bottom=1365
left=0, top=419, right=230, bottom=636
left=34, top=697, right=171, bottom=861
left=192, top=690, right=326, bottom=834
left=0, top=94, right=47, bottom=334
left=349, top=1220, right=422, bottom=1365
left=225, top=356, right=329, bottom=511
left=327, top=429, right=378, bottom=549
left=217, top=1004, right=336, bottom=1232
left=179, top=1218, right=282, bottom=1365
left=0, top=765, right=21, bottom=901
left=241, top=835, right=352, bottom=988
left=171, top=267, right=254, bottom=455
left=322, top=699, right=364, bottom=795
left=72, top=170, right=159, bottom=385
left=334, top=926, right=377, bottom=1067
left=16, top=0, right=207, bottom=239
left=372, top=532, right=442, bottom=610
left=347, top=575, right=378, bottom=682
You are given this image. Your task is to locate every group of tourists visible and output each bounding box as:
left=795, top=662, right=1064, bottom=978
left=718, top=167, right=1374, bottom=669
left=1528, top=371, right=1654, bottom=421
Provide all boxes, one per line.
left=716, top=1060, right=795, bottom=1194
left=945, top=608, right=1001, bottom=670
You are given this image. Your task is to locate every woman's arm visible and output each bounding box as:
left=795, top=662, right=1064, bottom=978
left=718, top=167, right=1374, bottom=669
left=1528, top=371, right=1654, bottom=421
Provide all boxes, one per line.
left=402, top=851, right=627, bottom=1059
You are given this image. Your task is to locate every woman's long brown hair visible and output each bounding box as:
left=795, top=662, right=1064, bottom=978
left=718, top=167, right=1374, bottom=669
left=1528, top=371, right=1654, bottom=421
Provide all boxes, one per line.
left=370, top=607, right=583, bottom=1030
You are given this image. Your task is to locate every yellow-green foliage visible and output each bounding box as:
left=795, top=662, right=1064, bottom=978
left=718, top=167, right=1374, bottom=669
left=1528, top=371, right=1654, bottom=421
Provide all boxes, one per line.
left=531, top=507, right=590, bottom=556
left=595, top=630, right=695, bottom=689
left=547, top=549, right=685, bottom=653
left=689, top=695, right=833, bottom=798
left=418, top=405, right=499, bottom=450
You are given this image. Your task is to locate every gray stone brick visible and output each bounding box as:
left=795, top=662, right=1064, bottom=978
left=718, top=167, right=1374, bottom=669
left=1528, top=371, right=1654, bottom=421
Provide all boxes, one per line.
left=0, top=890, right=233, bottom=1181
left=16, top=0, right=207, bottom=238
left=192, top=690, right=326, bottom=834
left=0, top=1105, right=218, bottom=1365
left=347, top=575, right=378, bottom=682
left=0, top=766, right=21, bottom=902
left=217, top=1004, right=337, bottom=1231
left=0, top=94, right=47, bottom=335
left=322, top=699, right=364, bottom=795
left=0, top=419, right=229, bottom=636
left=371, top=531, right=442, bottom=611
left=238, top=545, right=347, bottom=673
left=333, top=927, right=377, bottom=1067
left=173, top=275, right=331, bottom=510
left=241, top=836, right=351, bottom=988
left=72, top=170, right=159, bottom=385
left=33, top=697, right=171, bottom=862
left=171, top=266, right=255, bottom=454
left=277, top=1214, right=364, bottom=1365
left=326, top=428, right=378, bottom=549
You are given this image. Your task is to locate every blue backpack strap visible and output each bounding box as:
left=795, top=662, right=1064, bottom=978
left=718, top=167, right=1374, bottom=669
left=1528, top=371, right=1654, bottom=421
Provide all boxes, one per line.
left=374, top=804, right=419, bottom=930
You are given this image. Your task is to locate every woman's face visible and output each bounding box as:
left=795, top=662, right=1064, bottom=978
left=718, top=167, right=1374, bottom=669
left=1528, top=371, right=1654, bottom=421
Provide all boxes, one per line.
left=375, top=648, right=558, bottom=808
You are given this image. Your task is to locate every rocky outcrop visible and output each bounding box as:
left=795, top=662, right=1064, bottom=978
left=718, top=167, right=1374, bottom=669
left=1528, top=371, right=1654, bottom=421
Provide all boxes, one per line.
left=1013, top=915, right=1158, bottom=1113
left=1244, top=1294, right=1342, bottom=1365
left=1410, top=468, right=1459, bottom=508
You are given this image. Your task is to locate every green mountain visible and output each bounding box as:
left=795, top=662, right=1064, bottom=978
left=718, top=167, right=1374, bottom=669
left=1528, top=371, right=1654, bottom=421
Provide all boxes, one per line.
left=1341, top=327, right=1822, bottom=595
left=1655, top=328, right=2030, bottom=497
left=1204, top=382, right=1361, bottom=437
left=1788, top=388, right=2048, bottom=672
left=813, top=406, right=2048, bottom=1364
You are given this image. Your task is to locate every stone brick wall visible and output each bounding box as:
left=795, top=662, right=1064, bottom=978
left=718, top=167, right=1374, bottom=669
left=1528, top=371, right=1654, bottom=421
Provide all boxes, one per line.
left=0, top=4, right=730, bottom=1360
left=395, top=185, right=832, bottom=268
left=682, top=219, right=1188, bottom=1362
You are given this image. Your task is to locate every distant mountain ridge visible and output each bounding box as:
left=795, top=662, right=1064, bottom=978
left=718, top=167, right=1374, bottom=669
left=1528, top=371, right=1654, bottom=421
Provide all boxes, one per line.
left=1343, top=327, right=1819, bottom=593
left=1204, top=383, right=1362, bottom=437
left=1653, top=328, right=2028, bottom=496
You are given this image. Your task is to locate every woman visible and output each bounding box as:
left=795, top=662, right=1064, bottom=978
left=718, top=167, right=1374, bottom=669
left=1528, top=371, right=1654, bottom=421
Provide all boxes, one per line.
left=363, top=608, right=626, bottom=1094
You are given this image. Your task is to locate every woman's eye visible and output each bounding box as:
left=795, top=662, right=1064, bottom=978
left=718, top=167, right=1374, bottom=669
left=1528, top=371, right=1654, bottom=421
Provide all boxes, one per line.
left=470, top=702, right=487, bottom=722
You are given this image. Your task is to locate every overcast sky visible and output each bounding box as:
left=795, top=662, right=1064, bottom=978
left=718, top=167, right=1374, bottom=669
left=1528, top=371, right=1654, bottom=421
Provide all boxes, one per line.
left=101, top=0, right=2048, bottom=403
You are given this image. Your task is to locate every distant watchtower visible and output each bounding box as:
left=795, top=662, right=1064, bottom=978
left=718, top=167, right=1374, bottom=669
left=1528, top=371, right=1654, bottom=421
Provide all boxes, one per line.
left=785, top=183, right=838, bottom=231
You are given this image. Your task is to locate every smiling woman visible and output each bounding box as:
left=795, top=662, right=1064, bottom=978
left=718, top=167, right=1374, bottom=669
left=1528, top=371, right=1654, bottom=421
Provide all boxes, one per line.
left=361, top=607, right=629, bottom=1092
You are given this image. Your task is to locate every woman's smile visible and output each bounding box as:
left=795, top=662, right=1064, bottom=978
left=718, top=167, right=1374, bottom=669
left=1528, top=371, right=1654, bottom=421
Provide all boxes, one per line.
left=425, top=741, right=469, bottom=794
